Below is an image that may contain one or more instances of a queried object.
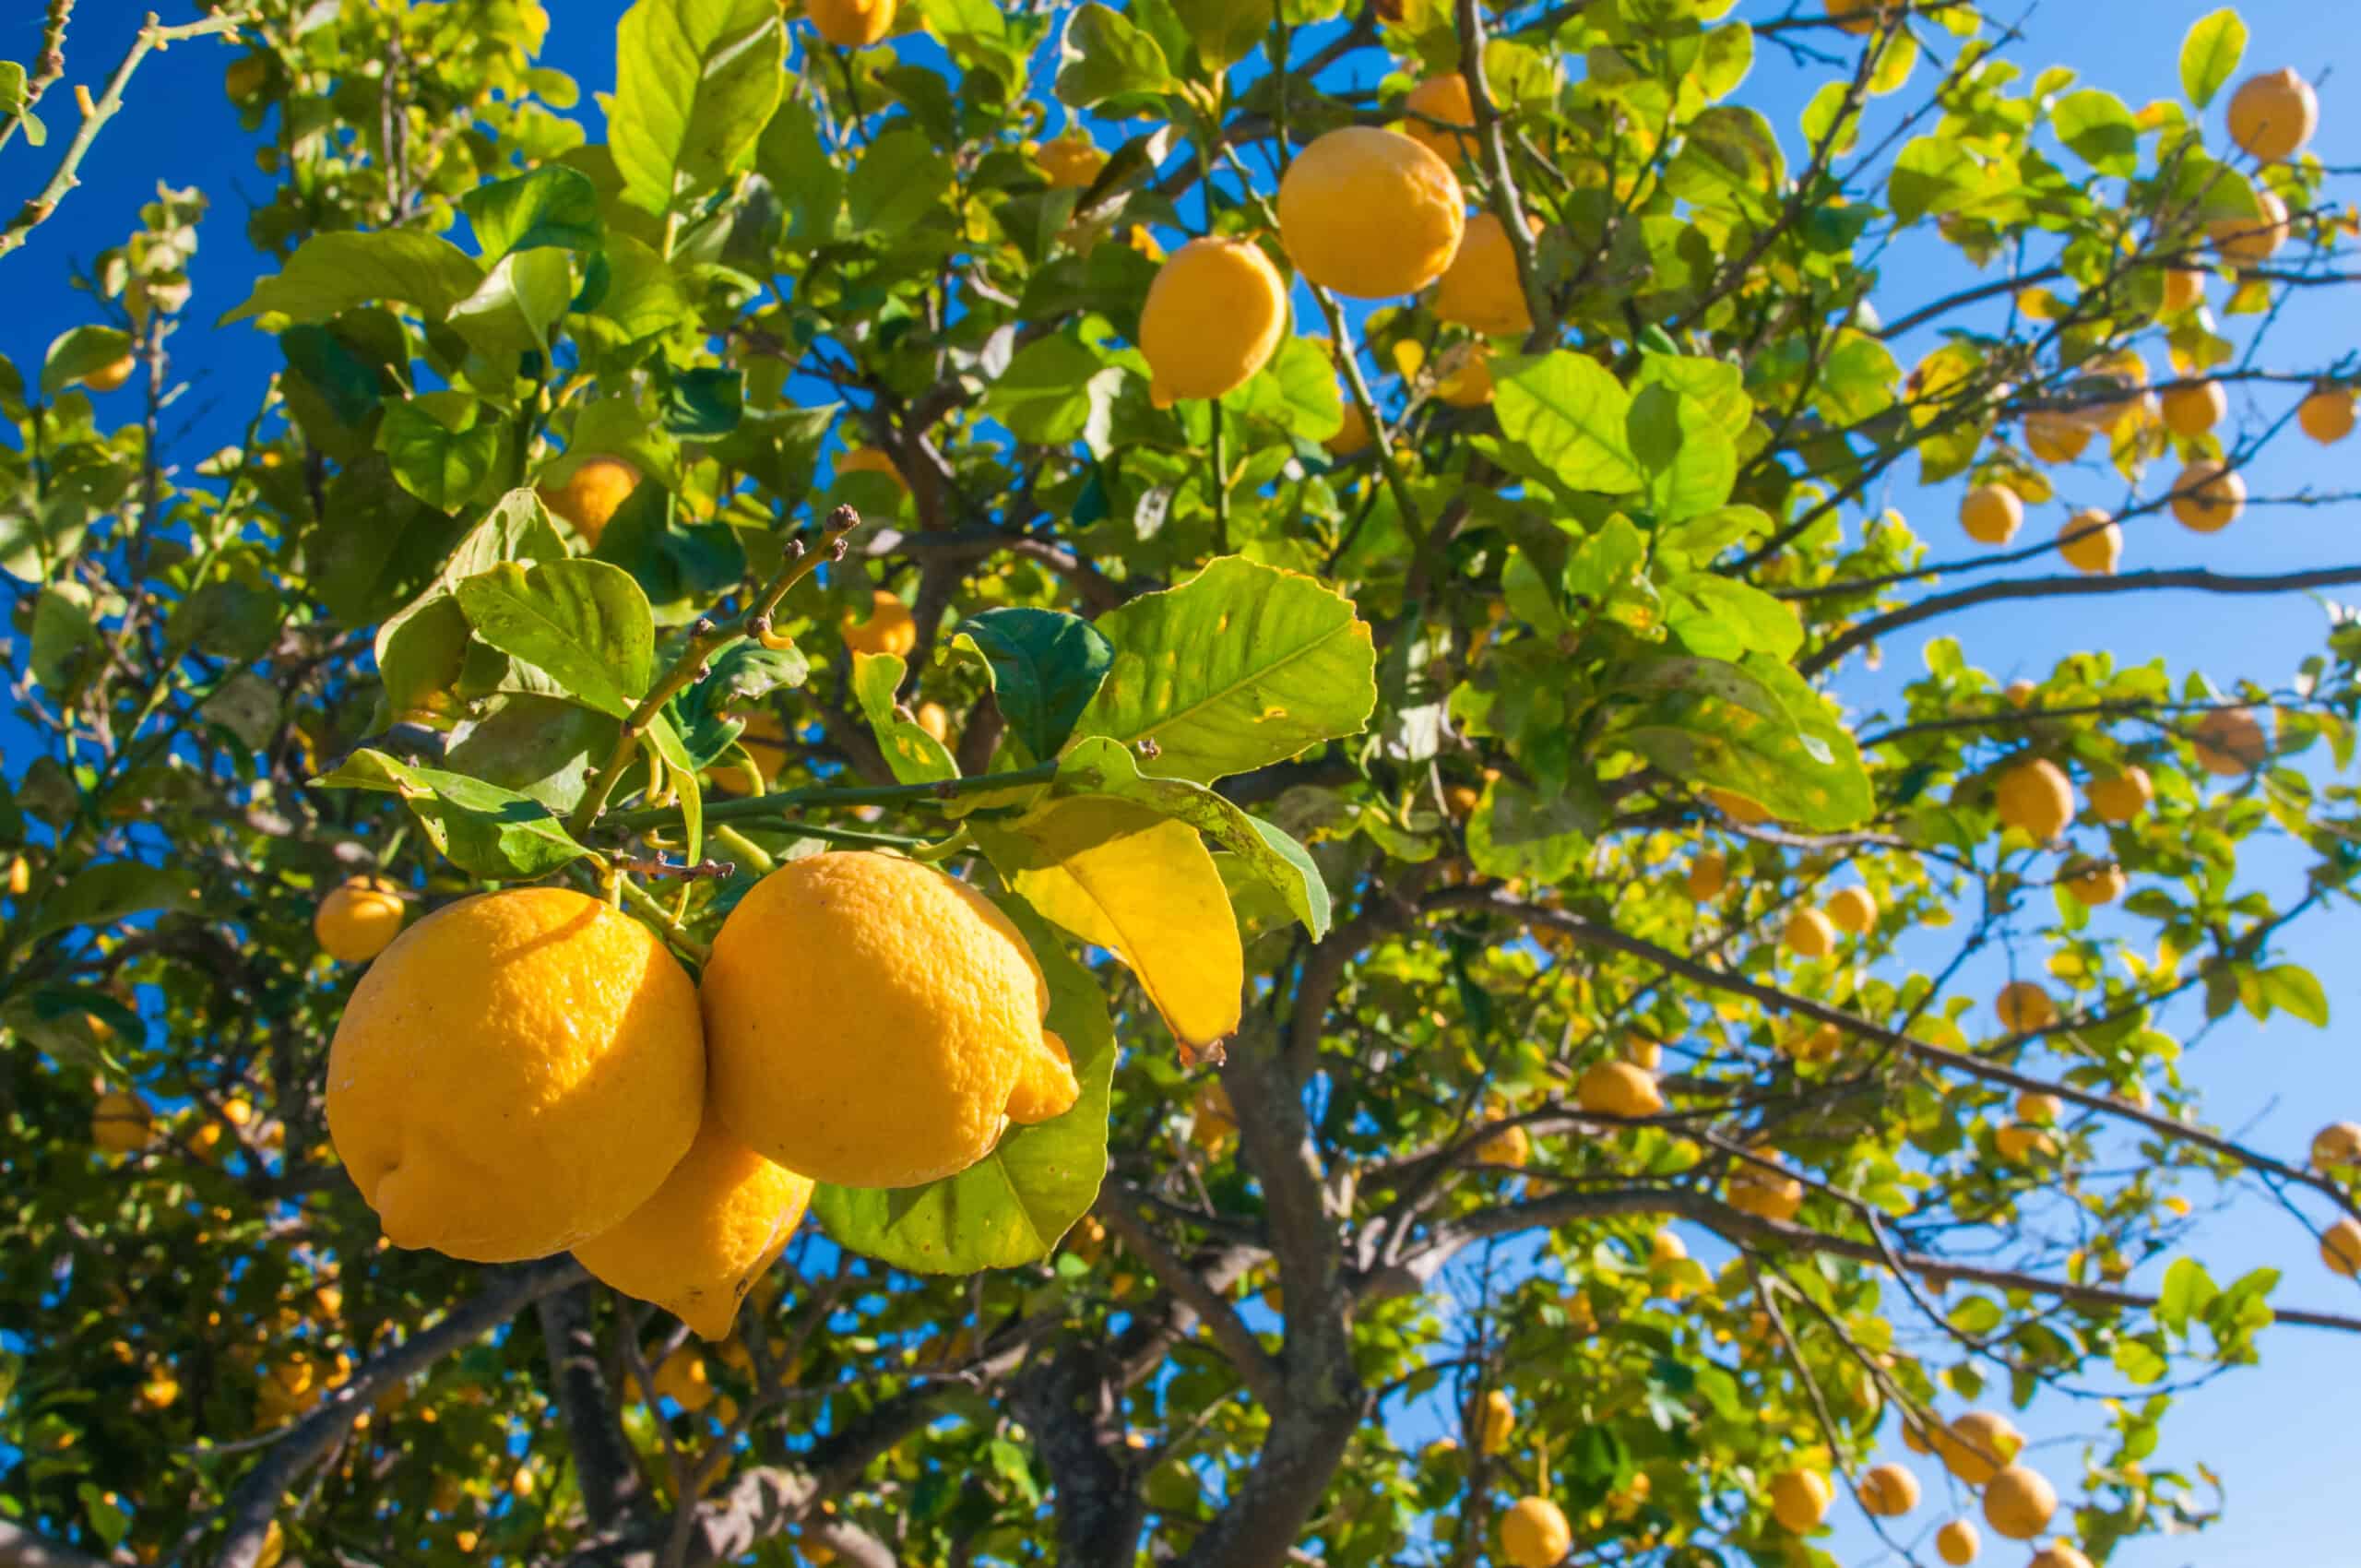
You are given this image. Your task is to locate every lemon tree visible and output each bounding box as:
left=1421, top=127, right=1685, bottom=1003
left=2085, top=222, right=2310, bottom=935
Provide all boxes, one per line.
left=2, top=3, right=2360, bottom=1567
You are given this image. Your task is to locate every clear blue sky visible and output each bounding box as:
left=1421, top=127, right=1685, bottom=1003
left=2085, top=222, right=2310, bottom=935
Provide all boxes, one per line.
left=7, top=4, right=2357, bottom=1564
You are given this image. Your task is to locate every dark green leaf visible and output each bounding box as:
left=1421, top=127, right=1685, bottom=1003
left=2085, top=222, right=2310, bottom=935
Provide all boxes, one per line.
left=952, top=606, right=1115, bottom=761
left=1055, top=3, right=1174, bottom=109
left=463, top=164, right=604, bottom=259
left=314, top=749, right=590, bottom=880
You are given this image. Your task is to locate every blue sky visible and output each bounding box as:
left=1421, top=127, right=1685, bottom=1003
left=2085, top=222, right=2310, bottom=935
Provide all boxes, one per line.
left=6, top=2, right=2357, bottom=1563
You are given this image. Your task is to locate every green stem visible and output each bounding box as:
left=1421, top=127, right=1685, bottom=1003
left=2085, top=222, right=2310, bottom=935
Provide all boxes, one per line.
left=617, top=877, right=710, bottom=965
left=709, top=825, right=777, bottom=877
left=613, top=760, right=1058, bottom=833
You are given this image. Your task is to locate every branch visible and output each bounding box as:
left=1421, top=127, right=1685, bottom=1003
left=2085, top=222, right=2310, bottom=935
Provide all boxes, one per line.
left=1799, top=563, right=2361, bottom=677
left=1453, top=0, right=1554, bottom=349
left=0, top=1523, right=109, bottom=1568
left=537, top=1286, right=640, bottom=1528
left=1096, top=1180, right=1285, bottom=1408
left=0, top=1, right=74, bottom=158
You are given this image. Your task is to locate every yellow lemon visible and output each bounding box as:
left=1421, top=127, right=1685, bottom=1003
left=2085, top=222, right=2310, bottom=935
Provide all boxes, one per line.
left=2210, top=188, right=2289, bottom=267
left=1858, top=1463, right=1920, bottom=1517
left=1278, top=126, right=1465, bottom=300
left=1037, top=131, right=1107, bottom=190
left=2085, top=765, right=2152, bottom=822
left=315, top=877, right=406, bottom=963
left=1935, top=1518, right=1981, bottom=1564
left=1434, top=340, right=1494, bottom=408
left=1959, top=484, right=2023, bottom=545
left=806, top=0, right=896, bottom=49
left=2311, top=1121, right=2361, bottom=1170
left=649, top=1347, right=714, bottom=1412
left=1825, top=885, right=1877, bottom=934
left=2298, top=386, right=2355, bottom=444
left=81, top=356, right=136, bottom=394
left=842, top=589, right=918, bottom=658
left=1994, top=980, right=2056, bottom=1035
left=539, top=457, right=641, bottom=548
left=915, top=702, right=953, bottom=744
left=1499, top=1496, right=1572, bottom=1568
left=2023, top=410, right=2089, bottom=464
left=574, top=1113, right=813, bottom=1340
left=1475, top=1388, right=1514, bottom=1453
left=2061, top=859, right=2125, bottom=906
left=1981, top=1465, right=2057, bottom=1539
left=93, top=1090, right=154, bottom=1155
left=1726, top=1161, right=1804, bottom=1222
left=1783, top=908, right=1836, bottom=959
left=1769, top=1468, right=1832, bottom=1533
left=1995, top=757, right=2073, bottom=840
left=1324, top=400, right=1372, bottom=457
left=2169, top=460, right=2245, bottom=532
left=2029, top=1546, right=2093, bottom=1568
left=2160, top=267, right=2206, bottom=313
left=1475, top=1123, right=1530, bottom=1168
left=2158, top=381, right=2226, bottom=437
left=732, top=710, right=790, bottom=791
left=1932, top=1410, right=2022, bottom=1484
left=1649, top=1228, right=1687, bottom=1267
left=1432, top=212, right=1535, bottom=336
left=1685, top=851, right=1727, bottom=899
left=2016, top=1091, right=2063, bottom=1125
left=1138, top=236, right=1289, bottom=406
left=1577, top=1061, right=1663, bottom=1120
left=2227, top=68, right=2318, bottom=163
left=2057, top=510, right=2120, bottom=574
left=2192, top=706, right=2268, bottom=775
left=325, top=888, right=706, bottom=1262
left=1994, top=1123, right=2055, bottom=1161
left=2323, top=1216, right=2361, bottom=1276
left=1401, top=74, right=1477, bottom=169
left=702, top=852, right=1077, bottom=1190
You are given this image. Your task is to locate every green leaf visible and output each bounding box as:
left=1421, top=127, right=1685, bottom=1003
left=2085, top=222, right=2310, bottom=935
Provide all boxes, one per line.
left=851, top=651, right=959, bottom=785
left=1812, top=330, right=1901, bottom=425
left=1634, top=352, right=1752, bottom=439
left=314, top=750, right=590, bottom=880
left=1613, top=658, right=1873, bottom=831
left=454, top=558, right=656, bottom=719
left=2054, top=89, right=2139, bottom=178
left=29, top=583, right=94, bottom=692
left=812, top=895, right=1113, bottom=1273
left=1071, top=556, right=1378, bottom=784
left=1627, top=385, right=1738, bottom=521
left=1054, top=736, right=1331, bottom=938
left=755, top=99, right=843, bottom=244
left=375, top=394, right=500, bottom=511
left=1467, top=776, right=1599, bottom=884
left=643, top=708, right=704, bottom=865
left=1171, top=0, right=1265, bottom=67
left=847, top=125, right=956, bottom=237
left=463, top=165, right=604, bottom=259
left=1887, top=136, right=1980, bottom=224
left=951, top=606, right=1114, bottom=761
left=2255, top=964, right=2329, bottom=1027
left=1664, top=576, right=1802, bottom=661
left=446, top=248, right=575, bottom=362
left=2109, top=1336, right=2170, bottom=1386
left=445, top=695, right=618, bottom=814
left=2157, top=1257, right=2218, bottom=1336
left=609, top=0, right=787, bottom=217
left=221, top=232, right=485, bottom=326
left=39, top=327, right=133, bottom=397
left=2178, top=8, right=2246, bottom=109
left=1494, top=352, right=1646, bottom=495
left=663, top=367, right=744, bottom=438
left=1055, top=3, right=1175, bottom=109
left=1228, top=336, right=1344, bottom=442
left=26, top=861, right=196, bottom=943
left=982, top=333, right=1119, bottom=447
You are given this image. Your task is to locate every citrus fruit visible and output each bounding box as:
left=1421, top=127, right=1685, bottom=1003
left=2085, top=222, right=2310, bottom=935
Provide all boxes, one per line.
left=1995, top=757, right=2073, bottom=840
left=573, top=1113, right=813, bottom=1340
left=1499, top=1496, right=1571, bottom=1568
left=2298, top=386, right=2355, bottom=444
left=1994, top=1123, right=2055, bottom=1161
left=1826, top=886, right=1877, bottom=934
left=2158, top=380, right=2225, bottom=436
left=2057, top=510, right=2119, bottom=574
left=1324, top=400, right=1373, bottom=457
left=1727, top=1160, right=1804, bottom=1222
left=2062, top=859, right=2125, bottom=905
left=1037, top=131, right=1107, bottom=190
left=837, top=445, right=907, bottom=491
left=1476, top=1388, right=1514, bottom=1452
left=2323, top=1217, right=2361, bottom=1277
left=842, top=588, right=918, bottom=658
left=1859, top=1463, right=1920, bottom=1517
left=93, top=1090, right=153, bottom=1155
left=1434, top=340, right=1494, bottom=408
left=1475, top=1123, right=1530, bottom=1168
left=2160, top=267, right=2206, bottom=313
left=2016, top=1091, right=2063, bottom=1125
left=2192, top=706, right=2268, bottom=775
left=701, top=851, right=1078, bottom=1190
left=1432, top=212, right=1536, bottom=336
left=1138, top=236, right=1289, bottom=406
left=1401, top=74, right=1477, bottom=169
left=1994, top=980, right=2056, bottom=1035
left=315, top=876, right=406, bottom=963
left=2311, top=1120, right=2361, bottom=1170
left=539, top=457, right=640, bottom=547
left=1959, top=484, right=2023, bottom=545
left=2210, top=188, right=2289, bottom=266
left=730, top=710, right=790, bottom=791
left=1933, top=1410, right=2022, bottom=1484
left=325, top=888, right=706, bottom=1262
left=1982, top=1465, right=2058, bottom=1539
left=1649, top=1228, right=1686, bottom=1266
left=81, top=356, right=136, bottom=394
left=1769, top=1468, right=1833, bottom=1532
left=1783, top=908, right=1836, bottom=959
left=807, top=0, right=896, bottom=49
left=2023, top=410, right=2089, bottom=464
left=1277, top=126, right=1465, bottom=299
left=1935, top=1518, right=1981, bottom=1564
left=1577, top=1061, right=1663, bottom=1119
left=2169, top=460, right=2245, bottom=532
left=2227, top=68, right=2318, bottom=163
left=1686, top=851, right=1727, bottom=899
left=2029, top=1546, right=2093, bottom=1568
left=2085, top=765, right=2152, bottom=822
left=648, top=1346, right=714, bottom=1411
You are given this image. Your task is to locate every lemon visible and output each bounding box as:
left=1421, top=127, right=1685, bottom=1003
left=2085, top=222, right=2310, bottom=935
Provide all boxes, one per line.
left=2023, top=410, right=2088, bottom=464
left=1958, top=484, right=2023, bottom=545
left=539, top=457, right=640, bottom=548
left=2016, top=1091, right=2063, bottom=1125
left=2298, top=386, right=2355, bottom=444
left=1278, top=126, right=1465, bottom=300
left=1137, top=236, right=1289, bottom=407
left=1475, top=1123, right=1530, bottom=1168
left=2311, top=1121, right=2361, bottom=1169
left=2158, top=381, right=2225, bottom=436
left=81, top=356, right=136, bottom=394
left=315, top=876, right=406, bottom=963
left=2061, top=858, right=2125, bottom=906
left=1475, top=1388, right=1514, bottom=1453
left=326, top=888, right=706, bottom=1262
left=2169, top=460, right=2245, bottom=532
left=2057, top=510, right=2119, bottom=574
left=837, top=445, right=906, bottom=491
left=2323, top=1217, right=2361, bottom=1276
left=1401, top=74, right=1477, bottom=169
left=1783, top=908, right=1836, bottom=959
left=2192, top=706, right=2268, bottom=775
left=2210, top=188, right=2289, bottom=267
left=1994, top=757, right=2073, bottom=841
left=1498, top=1496, right=1571, bottom=1568
left=2084, top=765, right=2152, bottom=822
left=1858, top=1462, right=1920, bottom=1517
left=1993, top=1123, right=2054, bottom=1161
left=1726, top=1162, right=1804, bottom=1221
left=1037, top=131, right=1107, bottom=190
left=1994, top=980, right=2055, bottom=1035
left=1324, top=400, right=1372, bottom=457
left=1935, top=1518, right=1981, bottom=1564
left=807, top=0, right=896, bottom=49
left=1432, top=212, right=1535, bottom=336
left=2029, top=1545, right=2093, bottom=1568
left=2160, top=267, right=2206, bottom=313
left=1825, top=885, right=1877, bottom=934
left=574, top=1113, right=813, bottom=1340
left=2226, top=68, right=2318, bottom=163
left=1685, top=851, right=1727, bottom=899
left=1769, top=1468, right=1832, bottom=1532
left=915, top=702, right=953, bottom=743
left=1433, top=341, right=1494, bottom=408
left=1932, top=1410, right=2022, bottom=1484
left=649, top=1346, right=714, bottom=1412
left=702, top=852, right=1078, bottom=1190
left=732, top=710, right=790, bottom=791
left=842, top=589, right=918, bottom=658
left=1981, top=1464, right=2057, bottom=1539
left=92, top=1090, right=154, bottom=1155
left=1577, top=1061, right=1663, bottom=1119
left=1649, top=1228, right=1686, bottom=1266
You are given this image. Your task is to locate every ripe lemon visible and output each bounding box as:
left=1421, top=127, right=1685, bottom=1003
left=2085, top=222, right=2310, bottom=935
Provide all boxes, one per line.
left=2029, top=1546, right=2093, bottom=1568
left=702, top=852, right=1079, bottom=1190
left=1704, top=786, right=1772, bottom=825
left=2210, top=188, right=2289, bottom=267
left=1138, top=236, right=1289, bottom=406
left=1476, top=1388, right=1514, bottom=1453
left=2311, top=1120, right=2361, bottom=1169
left=1859, top=1463, right=1920, bottom=1517
left=838, top=445, right=907, bottom=491
left=1324, top=400, right=1373, bottom=457
left=539, top=457, right=641, bottom=548
left=1432, top=212, right=1536, bottom=336
left=1686, top=851, right=1727, bottom=899
left=2160, top=267, right=2206, bottom=313
left=1649, top=1228, right=1686, bottom=1266
left=2023, top=410, right=2089, bottom=464
left=1577, top=1061, right=1664, bottom=1120
left=1932, top=1410, right=2022, bottom=1484
left=1995, top=757, right=2073, bottom=841
left=1036, top=131, right=1107, bottom=190
left=1727, top=1161, right=1804, bottom=1222
left=807, top=0, right=896, bottom=49
left=1825, top=0, right=1895, bottom=34
left=1625, top=1037, right=1662, bottom=1071
left=2016, top=1091, right=2063, bottom=1125
left=573, top=1114, right=813, bottom=1340
left=92, top=1090, right=154, bottom=1155
left=1434, top=340, right=1495, bottom=408
left=1981, top=1464, right=2057, bottom=1539
left=1769, top=1468, right=1832, bottom=1532
left=1783, top=1021, right=1842, bottom=1063
left=915, top=702, right=952, bottom=743
left=1959, top=485, right=2023, bottom=545
left=2192, top=706, right=2268, bottom=775
left=2227, top=68, right=2318, bottom=163
left=1993, top=1123, right=2055, bottom=1161
left=842, top=588, right=918, bottom=658
left=1475, top=1123, right=1530, bottom=1168
left=649, top=1346, right=714, bottom=1411
left=2061, top=858, right=2125, bottom=906
left=1826, top=886, right=1877, bottom=934
left=81, top=356, right=136, bottom=394
left=2298, top=386, right=2355, bottom=444
left=1994, top=980, right=2056, bottom=1035
left=1783, top=907, right=1836, bottom=959
left=1401, top=74, right=1477, bottom=169
left=2085, top=765, right=2152, bottom=822
left=326, top=888, right=706, bottom=1262
left=1935, top=1518, right=1981, bottom=1564
left=2169, top=460, right=2245, bottom=532
left=315, top=877, right=406, bottom=963
left=2057, top=511, right=2119, bottom=574
left=1278, top=126, right=1465, bottom=300
left=2004, top=681, right=2037, bottom=709
left=2323, top=1217, right=2361, bottom=1277
left=2158, top=380, right=2225, bottom=436
left=1499, top=1496, right=1571, bottom=1568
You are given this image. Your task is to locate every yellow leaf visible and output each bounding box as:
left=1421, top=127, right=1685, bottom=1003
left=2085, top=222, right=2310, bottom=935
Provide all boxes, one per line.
left=2017, top=286, right=2070, bottom=320
left=991, top=795, right=1243, bottom=1053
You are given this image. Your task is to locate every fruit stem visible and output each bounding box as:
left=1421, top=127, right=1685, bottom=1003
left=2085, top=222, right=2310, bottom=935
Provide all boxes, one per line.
left=616, top=877, right=711, bottom=965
